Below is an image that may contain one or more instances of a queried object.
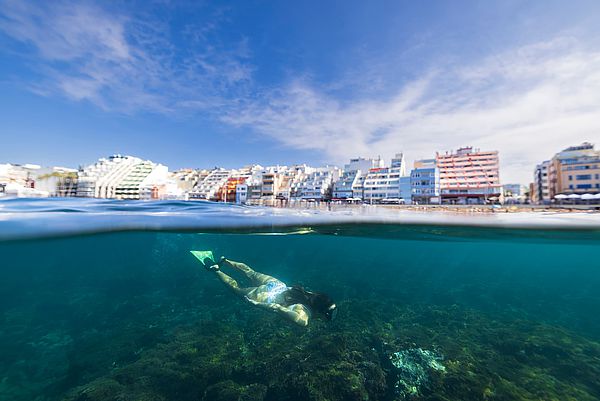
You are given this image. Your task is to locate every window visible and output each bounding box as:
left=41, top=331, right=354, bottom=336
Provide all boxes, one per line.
left=576, top=174, right=592, bottom=180
left=577, top=184, right=592, bottom=189
left=568, top=175, right=573, bottom=180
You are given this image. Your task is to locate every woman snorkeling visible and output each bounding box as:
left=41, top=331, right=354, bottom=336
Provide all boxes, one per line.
left=196, top=253, right=337, bottom=327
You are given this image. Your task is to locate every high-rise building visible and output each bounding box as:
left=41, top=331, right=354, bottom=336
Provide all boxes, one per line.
left=436, top=147, right=501, bottom=204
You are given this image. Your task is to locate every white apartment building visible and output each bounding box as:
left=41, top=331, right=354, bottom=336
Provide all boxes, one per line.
left=77, top=155, right=134, bottom=198
left=333, top=157, right=383, bottom=199
left=363, top=153, right=407, bottom=202
left=0, top=163, right=68, bottom=197
left=77, top=155, right=170, bottom=200
left=34, top=166, right=78, bottom=197
left=291, top=167, right=340, bottom=200
left=189, top=168, right=232, bottom=200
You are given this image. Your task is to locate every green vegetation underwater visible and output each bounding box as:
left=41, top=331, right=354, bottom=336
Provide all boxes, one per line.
left=1, top=199, right=600, bottom=401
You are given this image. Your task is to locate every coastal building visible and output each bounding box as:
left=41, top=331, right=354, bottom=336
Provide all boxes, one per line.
left=235, top=183, right=248, bottom=204
left=503, top=184, right=528, bottom=204
left=189, top=168, right=231, bottom=200
left=77, top=155, right=171, bottom=200
left=0, top=163, right=38, bottom=189
left=220, top=176, right=248, bottom=203
left=170, top=169, right=208, bottom=197
left=77, top=155, right=134, bottom=198
left=436, top=147, right=501, bottom=204
left=291, top=167, right=340, bottom=200
left=532, top=161, right=551, bottom=204
left=532, top=143, right=600, bottom=203
left=399, top=176, right=412, bottom=203
left=363, top=153, right=407, bottom=203
left=261, top=171, right=280, bottom=200
left=410, top=159, right=440, bottom=204
left=0, top=163, right=72, bottom=197
left=552, top=143, right=600, bottom=196
left=332, top=157, right=383, bottom=200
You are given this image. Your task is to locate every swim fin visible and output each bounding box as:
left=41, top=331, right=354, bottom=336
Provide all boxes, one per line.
left=190, top=250, right=215, bottom=267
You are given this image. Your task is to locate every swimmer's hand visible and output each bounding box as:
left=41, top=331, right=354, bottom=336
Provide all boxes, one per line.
left=244, top=296, right=279, bottom=311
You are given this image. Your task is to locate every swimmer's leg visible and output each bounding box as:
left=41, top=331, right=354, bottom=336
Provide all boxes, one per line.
left=214, top=270, right=252, bottom=297
left=221, top=258, right=278, bottom=285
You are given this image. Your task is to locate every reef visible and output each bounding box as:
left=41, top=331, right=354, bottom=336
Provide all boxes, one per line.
left=50, top=299, right=600, bottom=401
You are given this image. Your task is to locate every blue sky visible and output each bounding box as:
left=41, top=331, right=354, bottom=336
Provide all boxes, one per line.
left=1, top=0, right=600, bottom=183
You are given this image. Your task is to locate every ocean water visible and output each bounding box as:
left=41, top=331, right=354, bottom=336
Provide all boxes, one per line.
left=1, top=199, right=600, bottom=401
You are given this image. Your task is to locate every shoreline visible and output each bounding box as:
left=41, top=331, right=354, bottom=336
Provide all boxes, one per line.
left=245, top=200, right=600, bottom=214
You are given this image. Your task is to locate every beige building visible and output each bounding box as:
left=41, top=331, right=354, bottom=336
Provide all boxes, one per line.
left=553, top=143, right=600, bottom=195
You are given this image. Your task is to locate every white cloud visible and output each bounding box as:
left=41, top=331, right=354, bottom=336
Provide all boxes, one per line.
left=1, top=1, right=599, bottom=184
left=224, top=38, right=600, bottom=184
left=0, top=0, right=250, bottom=113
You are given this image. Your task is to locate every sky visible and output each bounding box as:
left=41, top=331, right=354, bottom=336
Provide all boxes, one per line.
left=1, top=0, right=600, bottom=184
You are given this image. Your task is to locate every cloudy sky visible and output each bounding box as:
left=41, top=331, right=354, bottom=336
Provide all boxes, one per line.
left=1, top=0, right=600, bottom=183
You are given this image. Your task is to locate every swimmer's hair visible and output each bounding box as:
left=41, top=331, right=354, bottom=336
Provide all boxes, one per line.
left=285, top=286, right=336, bottom=320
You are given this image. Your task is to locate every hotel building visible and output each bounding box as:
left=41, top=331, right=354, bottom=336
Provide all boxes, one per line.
left=436, top=147, right=501, bottom=204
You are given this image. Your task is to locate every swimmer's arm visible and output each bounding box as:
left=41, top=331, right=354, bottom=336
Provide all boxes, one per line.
left=245, top=297, right=309, bottom=327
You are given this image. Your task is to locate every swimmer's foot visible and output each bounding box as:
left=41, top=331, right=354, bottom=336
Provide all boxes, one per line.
left=203, top=258, right=220, bottom=271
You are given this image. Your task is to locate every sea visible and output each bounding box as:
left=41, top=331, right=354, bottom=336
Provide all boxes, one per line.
left=1, top=198, right=599, bottom=401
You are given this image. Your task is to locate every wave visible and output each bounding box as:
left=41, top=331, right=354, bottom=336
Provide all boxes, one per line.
left=1, top=197, right=600, bottom=242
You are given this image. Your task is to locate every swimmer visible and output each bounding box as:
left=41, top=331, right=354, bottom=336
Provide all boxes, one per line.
left=203, top=256, right=337, bottom=327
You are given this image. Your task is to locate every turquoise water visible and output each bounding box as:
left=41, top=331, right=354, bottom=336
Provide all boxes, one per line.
left=1, top=199, right=600, bottom=400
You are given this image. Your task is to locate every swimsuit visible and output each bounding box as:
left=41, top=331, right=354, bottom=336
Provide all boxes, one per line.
left=264, top=281, right=289, bottom=304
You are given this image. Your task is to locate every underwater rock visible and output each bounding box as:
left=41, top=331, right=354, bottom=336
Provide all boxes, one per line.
left=389, top=348, right=446, bottom=399
left=202, top=380, right=267, bottom=401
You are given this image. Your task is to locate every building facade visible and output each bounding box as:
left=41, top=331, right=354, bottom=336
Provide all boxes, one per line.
left=532, top=143, right=600, bottom=203
left=332, top=157, right=383, bottom=200
left=363, top=153, right=407, bottom=203
left=76, top=155, right=171, bottom=200
left=291, top=167, right=339, bottom=200
left=410, top=159, right=440, bottom=204
left=553, top=143, right=600, bottom=195
left=436, top=147, right=501, bottom=204
left=532, top=161, right=551, bottom=204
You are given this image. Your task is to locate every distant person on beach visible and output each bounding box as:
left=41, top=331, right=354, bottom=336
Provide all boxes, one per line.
left=199, top=256, right=337, bottom=327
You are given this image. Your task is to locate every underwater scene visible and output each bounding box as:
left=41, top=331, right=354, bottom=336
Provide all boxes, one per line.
left=1, top=199, right=600, bottom=401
